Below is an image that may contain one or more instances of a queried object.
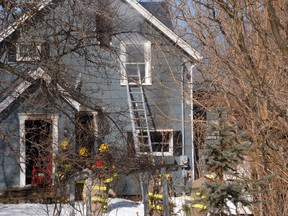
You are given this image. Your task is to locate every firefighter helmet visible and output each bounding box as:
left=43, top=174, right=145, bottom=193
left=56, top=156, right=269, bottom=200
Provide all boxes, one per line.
left=166, top=173, right=171, bottom=181
left=60, top=140, right=70, bottom=150
left=93, top=160, right=106, bottom=168
left=99, top=143, right=109, bottom=153
left=204, top=173, right=215, bottom=180
left=157, top=173, right=171, bottom=181
left=79, top=147, right=89, bottom=157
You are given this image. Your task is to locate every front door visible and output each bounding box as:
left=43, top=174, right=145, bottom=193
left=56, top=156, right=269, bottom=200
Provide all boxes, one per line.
left=25, top=119, right=52, bottom=187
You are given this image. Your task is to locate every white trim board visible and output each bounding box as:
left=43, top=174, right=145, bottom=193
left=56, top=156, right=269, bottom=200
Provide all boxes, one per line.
left=0, top=0, right=53, bottom=42
left=0, top=67, right=80, bottom=113
left=126, top=0, right=202, bottom=61
left=18, top=113, right=59, bottom=187
left=0, top=0, right=202, bottom=61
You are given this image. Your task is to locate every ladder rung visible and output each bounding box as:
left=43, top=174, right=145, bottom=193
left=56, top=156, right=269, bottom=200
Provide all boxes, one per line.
left=133, top=117, right=146, bottom=120
left=131, top=100, right=143, bottom=103
left=134, top=116, right=146, bottom=119
left=132, top=104, right=144, bottom=107
left=130, top=92, right=142, bottom=94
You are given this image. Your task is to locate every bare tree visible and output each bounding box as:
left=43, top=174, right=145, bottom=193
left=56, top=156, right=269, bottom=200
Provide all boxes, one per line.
left=168, top=0, right=288, bottom=215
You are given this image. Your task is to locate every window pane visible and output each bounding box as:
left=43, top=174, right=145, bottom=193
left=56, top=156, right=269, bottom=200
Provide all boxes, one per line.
left=138, top=131, right=172, bottom=153
left=126, top=44, right=145, bottom=62
left=126, top=63, right=145, bottom=81
left=20, top=46, right=29, bottom=57
left=22, top=45, right=38, bottom=57
left=152, top=143, right=169, bottom=152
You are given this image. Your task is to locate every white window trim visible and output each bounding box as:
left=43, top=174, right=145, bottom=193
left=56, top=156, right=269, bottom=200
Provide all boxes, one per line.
left=16, top=43, right=41, bottom=62
left=18, top=113, right=59, bottom=187
left=137, top=129, right=173, bottom=156
left=120, top=41, right=151, bottom=85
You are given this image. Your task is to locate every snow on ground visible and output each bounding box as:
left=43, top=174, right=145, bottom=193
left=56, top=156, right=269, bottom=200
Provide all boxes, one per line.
left=0, top=197, right=188, bottom=216
left=0, top=196, right=251, bottom=215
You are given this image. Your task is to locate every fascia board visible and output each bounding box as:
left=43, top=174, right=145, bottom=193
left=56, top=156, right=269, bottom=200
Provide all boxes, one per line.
left=125, top=0, right=202, bottom=61
left=0, top=67, right=80, bottom=113
left=1, top=0, right=202, bottom=61
left=0, top=80, right=31, bottom=113
left=0, top=0, right=53, bottom=43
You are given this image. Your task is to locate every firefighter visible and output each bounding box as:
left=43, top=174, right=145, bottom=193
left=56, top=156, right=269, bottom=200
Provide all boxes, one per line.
left=148, top=173, right=174, bottom=216
left=55, top=140, right=73, bottom=201
left=82, top=143, right=117, bottom=215
left=75, top=146, right=90, bottom=201
left=190, top=174, right=215, bottom=216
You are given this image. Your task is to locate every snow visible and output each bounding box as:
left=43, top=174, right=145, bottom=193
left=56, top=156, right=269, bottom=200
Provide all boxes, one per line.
left=0, top=197, right=188, bottom=216
left=0, top=196, right=252, bottom=215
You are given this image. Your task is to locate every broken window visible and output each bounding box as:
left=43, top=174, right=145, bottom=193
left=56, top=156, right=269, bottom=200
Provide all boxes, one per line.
left=128, top=130, right=179, bottom=156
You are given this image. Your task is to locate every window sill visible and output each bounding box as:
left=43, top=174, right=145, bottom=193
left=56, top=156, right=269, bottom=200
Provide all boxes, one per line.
left=136, top=152, right=173, bottom=157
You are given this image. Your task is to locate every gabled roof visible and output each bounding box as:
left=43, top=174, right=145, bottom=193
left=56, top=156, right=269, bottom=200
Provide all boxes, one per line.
left=0, top=67, right=81, bottom=123
left=126, top=0, right=202, bottom=61
left=0, top=0, right=53, bottom=42
left=140, top=2, right=173, bottom=30
left=0, top=0, right=202, bottom=61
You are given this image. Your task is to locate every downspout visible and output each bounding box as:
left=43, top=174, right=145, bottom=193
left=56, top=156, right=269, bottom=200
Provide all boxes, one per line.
left=181, top=63, right=185, bottom=156
left=190, top=64, right=195, bottom=181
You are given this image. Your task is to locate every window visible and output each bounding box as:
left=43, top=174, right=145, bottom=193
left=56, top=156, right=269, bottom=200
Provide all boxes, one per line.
left=75, top=112, right=97, bottom=157
left=128, top=130, right=174, bottom=156
left=120, top=41, right=151, bottom=85
left=16, top=43, right=41, bottom=61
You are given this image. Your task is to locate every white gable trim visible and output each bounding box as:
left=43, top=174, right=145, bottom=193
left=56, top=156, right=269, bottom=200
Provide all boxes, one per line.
left=0, top=0, right=202, bottom=61
left=0, top=80, right=31, bottom=113
left=0, top=0, right=53, bottom=43
left=126, top=0, right=202, bottom=61
left=0, top=67, right=80, bottom=113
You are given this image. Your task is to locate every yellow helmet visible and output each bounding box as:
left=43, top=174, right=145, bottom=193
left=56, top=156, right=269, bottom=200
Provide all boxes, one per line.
left=99, top=143, right=109, bottom=153
left=157, top=173, right=171, bottom=181
left=79, top=147, right=89, bottom=157
left=166, top=173, right=171, bottom=181
left=60, top=140, right=70, bottom=150
left=204, top=173, right=215, bottom=180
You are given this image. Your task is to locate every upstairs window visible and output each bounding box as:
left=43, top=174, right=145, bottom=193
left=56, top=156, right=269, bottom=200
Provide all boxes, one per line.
left=16, top=43, right=42, bottom=62
left=120, top=41, right=151, bottom=85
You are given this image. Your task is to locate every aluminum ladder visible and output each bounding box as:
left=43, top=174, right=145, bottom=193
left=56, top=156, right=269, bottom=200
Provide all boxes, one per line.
left=125, top=66, right=153, bottom=154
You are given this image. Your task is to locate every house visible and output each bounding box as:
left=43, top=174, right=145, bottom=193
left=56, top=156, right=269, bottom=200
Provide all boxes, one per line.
left=0, top=0, right=202, bottom=198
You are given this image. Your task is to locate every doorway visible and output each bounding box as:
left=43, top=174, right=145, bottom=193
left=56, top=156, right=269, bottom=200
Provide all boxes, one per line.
left=25, top=119, right=52, bottom=186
